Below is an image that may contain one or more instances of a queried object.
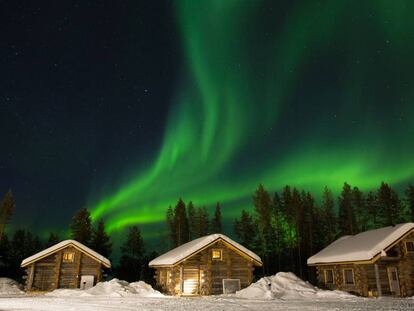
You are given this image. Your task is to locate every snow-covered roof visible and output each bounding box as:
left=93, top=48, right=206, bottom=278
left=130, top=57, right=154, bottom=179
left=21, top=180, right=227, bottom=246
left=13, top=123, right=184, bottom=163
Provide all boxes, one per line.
left=149, top=234, right=262, bottom=266
left=21, top=240, right=111, bottom=268
left=307, top=223, right=414, bottom=265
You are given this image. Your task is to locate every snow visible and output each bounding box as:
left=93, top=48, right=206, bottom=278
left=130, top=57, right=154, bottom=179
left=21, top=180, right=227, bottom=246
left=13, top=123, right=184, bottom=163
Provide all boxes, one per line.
left=149, top=233, right=262, bottom=266
left=46, top=279, right=164, bottom=298
left=0, top=278, right=24, bottom=296
left=236, top=272, right=352, bottom=300
left=21, top=239, right=111, bottom=268
left=308, top=223, right=414, bottom=264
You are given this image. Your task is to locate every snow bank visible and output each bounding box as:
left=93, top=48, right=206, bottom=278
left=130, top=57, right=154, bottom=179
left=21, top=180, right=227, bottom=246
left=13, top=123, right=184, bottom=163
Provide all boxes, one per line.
left=47, top=279, right=164, bottom=298
left=0, top=278, right=24, bottom=296
left=236, top=272, right=352, bottom=300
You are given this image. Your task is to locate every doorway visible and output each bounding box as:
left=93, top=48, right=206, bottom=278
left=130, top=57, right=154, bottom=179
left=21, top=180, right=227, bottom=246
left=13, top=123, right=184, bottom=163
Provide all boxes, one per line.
left=387, top=267, right=400, bottom=296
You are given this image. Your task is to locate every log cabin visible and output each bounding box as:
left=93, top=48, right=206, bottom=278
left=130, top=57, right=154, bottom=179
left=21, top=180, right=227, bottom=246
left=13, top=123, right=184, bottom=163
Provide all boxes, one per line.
left=149, top=233, right=262, bottom=295
left=307, top=223, right=414, bottom=297
left=21, top=240, right=111, bottom=292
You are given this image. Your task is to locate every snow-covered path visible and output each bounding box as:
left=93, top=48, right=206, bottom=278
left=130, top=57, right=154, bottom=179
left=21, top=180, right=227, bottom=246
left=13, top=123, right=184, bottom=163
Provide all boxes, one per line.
left=1, top=296, right=414, bottom=311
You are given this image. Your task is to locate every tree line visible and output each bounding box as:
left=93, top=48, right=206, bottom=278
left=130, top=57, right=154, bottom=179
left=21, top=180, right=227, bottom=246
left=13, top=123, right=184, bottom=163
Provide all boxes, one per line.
left=232, top=182, right=414, bottom=281
left=0, top=191, right=155, bottom=284
left=165, top=199, right=223, bottom=248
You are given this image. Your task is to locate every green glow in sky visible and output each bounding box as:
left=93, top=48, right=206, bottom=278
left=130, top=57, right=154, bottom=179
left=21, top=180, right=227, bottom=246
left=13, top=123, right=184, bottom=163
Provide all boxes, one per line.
left=89, top=0, right=414, bottom=233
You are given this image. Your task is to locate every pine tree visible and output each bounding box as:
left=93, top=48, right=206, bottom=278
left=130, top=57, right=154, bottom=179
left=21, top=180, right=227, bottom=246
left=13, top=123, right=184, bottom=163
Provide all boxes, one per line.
left=253, top=184, right=274, bottom=274
left=352, top=186, right=365, bottom=233
left=196, top=206, right=210, bottom=237
left=0, top=190, right=15, bottom=241
left=211, top=202, right=223, bottom=233
left=405, top=185, right=414, bottom=222
left=187, top=201, right=197, bottom=240
left=91, top=220, right=112, bottom=258
left=234, top=210, right=257, bottom=252
left=271, top=191, right=285, bottom=272
left=365, top=191, right=378, bottom=229
left=291, top=188, right=303, bottom=277
left=166, top=205, right=176, bottom=248
left=321, top=186, right=336, bottom=244
left=118, top=226, right=145, bottom=282
left=377, top=182, right=401, bottom=226
left=45, top=232, right=60, bottom=247
left=338, top=182, right=357, bottom=236
left=0, top=233, right=11, bottom=276
left=174, top=199, right=189, bottom=246
left=70, top=208, right=92, bottom=245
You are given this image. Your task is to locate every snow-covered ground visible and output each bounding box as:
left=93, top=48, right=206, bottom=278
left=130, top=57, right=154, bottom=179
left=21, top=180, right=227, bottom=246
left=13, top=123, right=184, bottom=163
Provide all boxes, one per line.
left=1, top=274, right=413, bottom=311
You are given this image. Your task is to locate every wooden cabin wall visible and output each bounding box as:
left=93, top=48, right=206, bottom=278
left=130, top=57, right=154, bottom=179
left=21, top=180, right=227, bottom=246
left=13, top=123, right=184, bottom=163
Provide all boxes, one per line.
left=24, top=246, right=104, bottom=291
left=154, top=240, right=255, bottom=296
left=316, top=231, right=414, bottom=297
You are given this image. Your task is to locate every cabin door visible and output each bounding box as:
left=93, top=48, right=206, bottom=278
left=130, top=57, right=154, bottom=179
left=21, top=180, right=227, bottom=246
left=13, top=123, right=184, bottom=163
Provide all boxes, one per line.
left=387, top=267, right=400, bottom=296
left=182, top=268, right=199, bottom=295
left=80, top=275, right=95, bottom=290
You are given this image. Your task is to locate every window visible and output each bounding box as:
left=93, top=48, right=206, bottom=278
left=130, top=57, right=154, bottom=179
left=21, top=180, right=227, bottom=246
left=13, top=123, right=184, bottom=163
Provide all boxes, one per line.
left=324, top=269, right=334, bottom=284
left=62, top=252, right=75, bottom=262
left=406, top=241, right=414, bottom=252
left=212, top=249, right=222, bottom=260
left=343, top=269, right=354, bottom=285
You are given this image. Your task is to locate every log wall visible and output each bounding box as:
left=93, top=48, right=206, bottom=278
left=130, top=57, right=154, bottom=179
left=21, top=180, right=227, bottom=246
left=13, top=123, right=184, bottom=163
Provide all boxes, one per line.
left=153, top=240, right=257, bottom=296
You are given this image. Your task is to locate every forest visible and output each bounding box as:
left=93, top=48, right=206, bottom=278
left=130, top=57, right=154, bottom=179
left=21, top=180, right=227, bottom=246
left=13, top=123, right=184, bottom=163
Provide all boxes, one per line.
left=1, top=181, right=414, bottom=284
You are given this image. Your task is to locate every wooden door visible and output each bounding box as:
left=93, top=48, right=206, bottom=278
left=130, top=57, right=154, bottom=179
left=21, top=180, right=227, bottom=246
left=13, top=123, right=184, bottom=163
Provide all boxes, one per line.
left=183, top=268, right=199, bottom=295
left=387, top=267, right=400, bottom=296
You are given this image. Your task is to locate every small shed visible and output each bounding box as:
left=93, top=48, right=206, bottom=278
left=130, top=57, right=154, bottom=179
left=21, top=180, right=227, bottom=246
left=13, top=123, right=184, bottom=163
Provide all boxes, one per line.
left=149, top=233, right=262, bottom=296
left=307, top=223, right=414, bottom=297
left=21, top=240, right=111, bottom=292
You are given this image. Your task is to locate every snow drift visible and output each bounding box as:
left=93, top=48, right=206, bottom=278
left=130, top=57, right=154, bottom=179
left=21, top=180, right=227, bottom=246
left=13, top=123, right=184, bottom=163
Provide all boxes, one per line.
left=236, top=272, right=352, bottom=300
left=47, top=279, right=164, bottom=298
left=0, top=278, right=24, bottom=296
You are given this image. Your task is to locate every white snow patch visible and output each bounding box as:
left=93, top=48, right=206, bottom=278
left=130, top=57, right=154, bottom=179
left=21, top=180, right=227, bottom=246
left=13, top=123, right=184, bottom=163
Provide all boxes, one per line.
left=47, top=279, right=164, bottom=298
left=0, top=278, right=24, bottom=296
left=236, top=272, right=353, bottom=300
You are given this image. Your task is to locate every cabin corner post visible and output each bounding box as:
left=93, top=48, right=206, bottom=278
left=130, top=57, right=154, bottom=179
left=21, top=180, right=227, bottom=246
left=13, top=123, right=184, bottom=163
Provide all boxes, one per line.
left=75, top=252, right=82, bottom=288
left=27, top=263, right=35, bottom=291
left=374, top=263, right=382, bottom=297
left=179, top=265, right=183, bottom=295
left=54, top=252, right=62, bottom=289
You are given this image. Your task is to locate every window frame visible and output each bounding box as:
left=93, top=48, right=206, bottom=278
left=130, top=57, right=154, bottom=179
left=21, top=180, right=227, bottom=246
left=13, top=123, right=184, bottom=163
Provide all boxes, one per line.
left=324, top=269, right=334, bottom=284
left=62, top=251, right=75, bottom=263
left=405, top=241, right=414, bottom=253
left=343, top=268, right=355, bottom=285
left=212, top=249, right=223, bottom=260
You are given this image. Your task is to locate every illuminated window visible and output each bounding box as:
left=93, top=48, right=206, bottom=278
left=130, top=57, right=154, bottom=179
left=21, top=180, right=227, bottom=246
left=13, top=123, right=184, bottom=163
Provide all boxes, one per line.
left=62, top=252, right=75, bottom=262
left=406, top=241, right=414, bottom=252
left=324, top=269, right=334, bottom=284
left=343, top=269, right=354, bottom=285
left=212, top=249, right=222, bottom=260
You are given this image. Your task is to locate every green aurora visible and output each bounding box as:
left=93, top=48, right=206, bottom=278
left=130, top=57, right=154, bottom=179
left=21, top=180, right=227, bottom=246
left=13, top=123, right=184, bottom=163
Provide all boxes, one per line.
left=89, top=0, right=414, bottom=234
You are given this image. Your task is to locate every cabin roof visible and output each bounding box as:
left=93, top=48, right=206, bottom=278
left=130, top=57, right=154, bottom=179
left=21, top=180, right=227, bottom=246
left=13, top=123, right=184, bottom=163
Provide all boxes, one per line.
left=149, top=233, right=262, bottom=267
left=307, top=222, right=414, bottom=265
left=21, top=239, right=111, bottom=268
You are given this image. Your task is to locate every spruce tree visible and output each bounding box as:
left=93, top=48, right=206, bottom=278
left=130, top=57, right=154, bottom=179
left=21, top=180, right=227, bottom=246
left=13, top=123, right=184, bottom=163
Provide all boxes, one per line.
left=91, top=220, right=112, bottom=258
left=0, top=190, right=15, bottom=241
left=196, top=206, right=210, bottom=237
left=272, top=191, right=285, bottom=272
left=234, top=210, right=257, bottom=252
left=321, top=186, right=336, bottom=244
left=405, top=185, right=414, bottom=222
left=70, top=208, right=92, bottom=245
left=366, top=191, right=378, bottom=229
left=211, top=202, right=223, bottom=233
left=118, top=226, right=145, bottom=282
left=352, top=186, right=365, bottom=233
left=45, top=232, right=60, bottom=247
left=377, top=182, right=401, bottom=226
left=166, top=205, right=176, bottom=248
left=338, top=182, right=357, bottom=236
left=173, top=198, right=189, bottom=246
left=187, top=201, right=197, bottom=240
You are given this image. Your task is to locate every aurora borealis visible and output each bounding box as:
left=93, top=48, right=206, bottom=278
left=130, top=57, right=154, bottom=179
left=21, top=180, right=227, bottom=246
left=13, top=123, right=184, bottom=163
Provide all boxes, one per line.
left=89, top=1, right=414, bottom=233
left=2, top=1, right=414, bottom=243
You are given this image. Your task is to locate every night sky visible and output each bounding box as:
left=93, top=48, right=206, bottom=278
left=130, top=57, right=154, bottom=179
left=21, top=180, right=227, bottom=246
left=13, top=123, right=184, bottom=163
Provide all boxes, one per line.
left=1, top=1, right=414, bottom=248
